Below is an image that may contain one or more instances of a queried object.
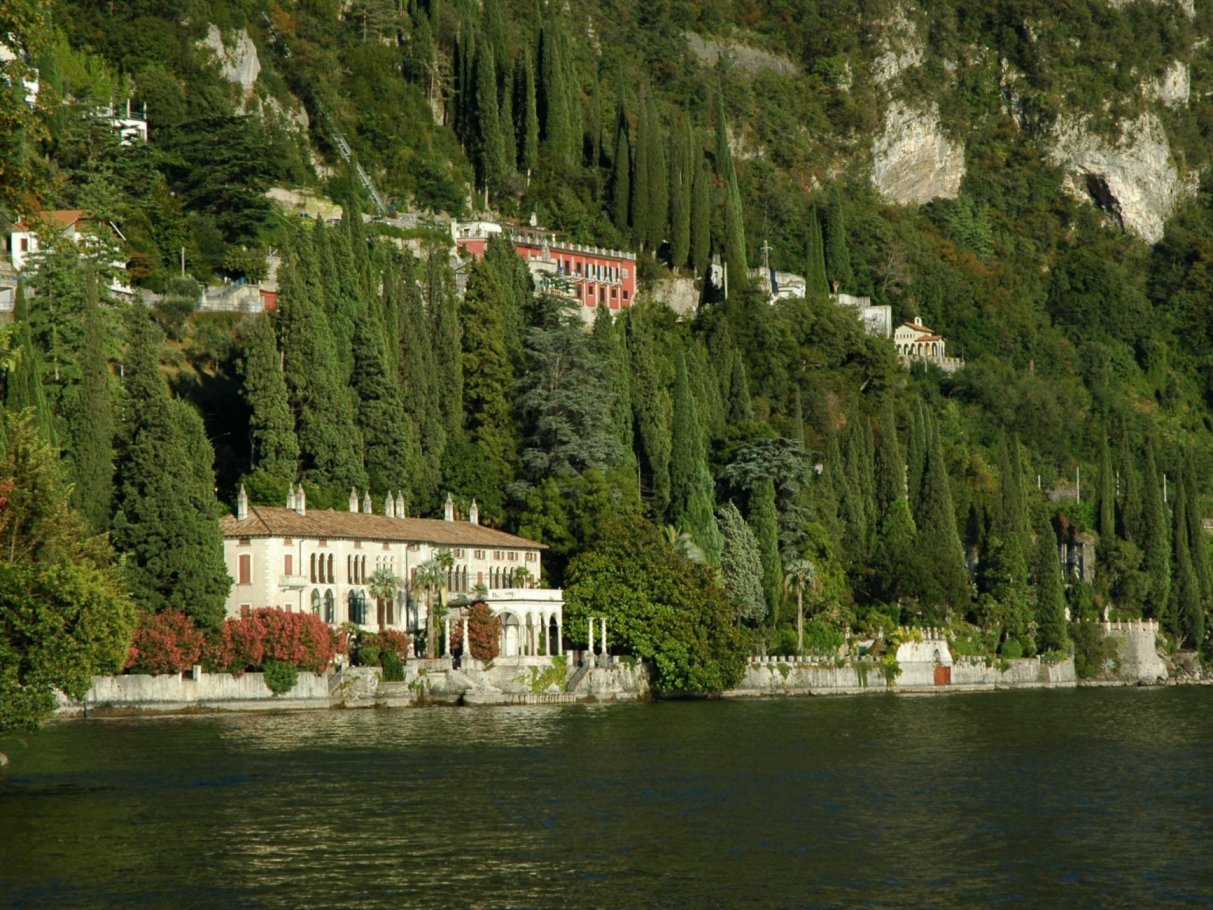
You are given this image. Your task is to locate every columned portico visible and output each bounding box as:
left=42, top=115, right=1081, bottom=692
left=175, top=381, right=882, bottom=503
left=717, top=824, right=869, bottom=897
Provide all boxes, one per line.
left=449, top=588, right=565, bottom=659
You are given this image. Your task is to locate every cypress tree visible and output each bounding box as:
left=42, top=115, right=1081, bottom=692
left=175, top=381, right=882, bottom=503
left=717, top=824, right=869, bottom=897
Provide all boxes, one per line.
left=840, top=416, right=872, bottom=564
left=644, top=94, right=669, bottom=252
left=5, top=283, right=54, bottom=442
left=1034, top=515, right=1069, bottom=653
left=724, top=348, right=754, bottom=425
left=714, top=86, right=747, bottom=293
left=1181, top=454, right=1212, bottom=614
left=823, top=184, right=853, bottom=290
left=905, top=400, right=927, bottom=513
left=353, top=297, right=420, bottom=496
left=669, top=352, right=722, bottom=563
left=474, top=42, right=506, bottom=203
left=277, top=238, right=366, bottom=492
left=1169, top=490, right=1200, bottom=645
left=718, top=501, right=766, bottom=624
left=538, top=20, right=579, bottom=173
left=516, top=53, right=539, bottom=179
left=669, top=113, right=692, bottom=270
left=460, top=258, right=518, bottom=484
left=1141, top=443, right=1171, bottom=621
left=1096, top=432, right=1116, bottom=545
left=428, top=246, right=463, bottom=443
left=631, top=89, right=652, bottom=246
left=1117, top=431, right=1142, bottom=543
left=111, top=306, right=230, bottom=629
left=690, top=153, right=712, bottom=276
left=68, top=268, right=114, bottom=533
left=805, top=205, right=829, bottom=297
left=628, top=303, right=674, bottom=514
left=609, top=102, right=631, bottom=234
left=748, top=476, right=782, bottom=625
left=588, top=306, right=638, bottom=498
left=915, top=410, right=970, bottom=616
left=239, top=312, right=299, bottom=483
left=996, top=436, right=1030, bottom=553
left=393, top=259, right=443, bottom=505
left=875, top=399, right=903, bottom=520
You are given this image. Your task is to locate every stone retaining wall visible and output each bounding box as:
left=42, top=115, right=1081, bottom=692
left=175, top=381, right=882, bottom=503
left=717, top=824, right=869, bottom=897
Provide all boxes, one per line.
left=57, top=668, right=332, bottom=716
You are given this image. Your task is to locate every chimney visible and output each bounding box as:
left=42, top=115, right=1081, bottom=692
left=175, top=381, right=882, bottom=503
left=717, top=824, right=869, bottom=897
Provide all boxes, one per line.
left=349, top=487, right=359, bottom=513
left=237, top=484, right=248, bottom=521
left=286, top=483, right=296, bottom=510
left=362, top=490, right=372, bottom=514
left=383, top=493, right=394, bottom=516
left=444, top=492, right=454, bottom=522
left=297, top=484, right=306, bottom=516
left=395, top=491, right=406, bottom=518
left=469, top=499, right=479, bottom=525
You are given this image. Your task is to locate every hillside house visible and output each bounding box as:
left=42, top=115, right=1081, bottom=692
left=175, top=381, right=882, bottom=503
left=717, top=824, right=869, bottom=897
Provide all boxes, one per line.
left=219, top=485, right=561, bottom=658
left=894, top=317, right=964, bottom=373
left=831, top=292, right=893, bottom=338
left=5, top=210, right=132, bottom=297
left=454, top=220, right=636, bottom=322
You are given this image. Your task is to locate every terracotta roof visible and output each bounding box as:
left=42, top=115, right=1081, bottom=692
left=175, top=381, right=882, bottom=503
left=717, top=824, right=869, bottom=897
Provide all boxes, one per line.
left=14, top=210, right=85, bottom=232
left=220, top=505, right=546, bottom=549
left=901, top=321, right=934, bottom=333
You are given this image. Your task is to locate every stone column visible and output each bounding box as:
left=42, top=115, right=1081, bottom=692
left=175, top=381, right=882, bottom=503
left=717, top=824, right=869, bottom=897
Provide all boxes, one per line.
left=587, top=617, right=595, bottom=661
left=443, top=617, right=451, bottom=658
left=556, top=621, right=563, bottom=656
left=601, top=618, right=608, bottom=660
left=462, top=615, right=471, bottom=663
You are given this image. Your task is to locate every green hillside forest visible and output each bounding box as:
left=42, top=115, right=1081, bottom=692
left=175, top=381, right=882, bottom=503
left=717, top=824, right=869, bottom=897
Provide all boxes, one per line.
left=4, top=0, right=1213, bottom=722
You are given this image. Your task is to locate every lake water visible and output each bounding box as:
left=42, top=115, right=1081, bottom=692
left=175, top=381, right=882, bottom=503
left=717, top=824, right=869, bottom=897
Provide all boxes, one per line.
left=3, top=688, right=1213, bottom=908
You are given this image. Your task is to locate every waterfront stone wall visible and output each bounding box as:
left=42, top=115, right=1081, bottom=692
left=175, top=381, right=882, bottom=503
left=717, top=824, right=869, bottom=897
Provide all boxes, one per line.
left=1101, top=620, right=1167, bottom=683
left=58, top=668, right=332, bottom=716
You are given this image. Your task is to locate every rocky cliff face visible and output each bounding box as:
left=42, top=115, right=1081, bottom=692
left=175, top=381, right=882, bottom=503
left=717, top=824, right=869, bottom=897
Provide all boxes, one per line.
left=1049, top=112, right=1195, bottom=244
left=871, top=102, right=965, bottom=205
left=199, top=26, right=261, bottom=102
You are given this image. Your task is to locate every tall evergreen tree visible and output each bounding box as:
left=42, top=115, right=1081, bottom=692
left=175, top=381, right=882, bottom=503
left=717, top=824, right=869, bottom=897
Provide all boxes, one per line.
left=669, top=113, right=693, bottom=270
left=460, top=258, right=519, bottom=485
left=823, top=184, right=853, bottom=290
left=1034, top=515, right=1069, bottom=653
left=643, top=93, right=669, bottom=252
left=748, top=477, right=783, bottom=625
left=627, top=303, right=674, bottom=514
left=914, top=411, right=970, bottom=616
left=516, top=53, right=540, bottom=179
left=1141, top=442, right=1171, bottom=622
left=1117, top=431, right=1142, bottom=543
left=5, top=283, right=54, bottom=441
left=474, top=42, right=506, bottom=203
left=538, top=19, right=580, bottom=173
left=1096, top=432, right=1116, bottom=545
left=874, top=399, right=903, bottom=520
left=68, top=268, right=114, bottom=533
left=669, top=352, right=722, bottom=563
left=111, top=306, right=230, bottom=629
left=1169, top=489, right=1200, bottom=645
left=805, top=205, right=829, bottom=297
left=609, top=102, right=631, bottom=234
left=905, top=400, right=927, bottom=513
left=714, top=85, right=748, bottom=293
left=238, top=312, right=299, bottom=483
left=718, top=501, right=766, bottom=624
left=690, top=153, right=712, bottom=276
left=588, top=306, right=638, bottom=497
left=352, top=296, right=420, bottom=495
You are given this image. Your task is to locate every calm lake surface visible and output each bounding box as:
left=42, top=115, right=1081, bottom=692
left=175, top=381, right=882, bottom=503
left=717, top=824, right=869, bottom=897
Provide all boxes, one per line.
left=3, top=688, right=1213, bottom=908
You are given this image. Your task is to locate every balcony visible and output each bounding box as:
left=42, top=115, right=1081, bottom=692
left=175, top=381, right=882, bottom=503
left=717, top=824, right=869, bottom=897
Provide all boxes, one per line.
left=279, top=574, right=308, bottom=589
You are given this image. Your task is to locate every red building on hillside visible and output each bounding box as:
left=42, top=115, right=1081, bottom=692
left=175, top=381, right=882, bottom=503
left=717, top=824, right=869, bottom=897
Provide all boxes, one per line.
left=453, top=220, right=637, bottom=317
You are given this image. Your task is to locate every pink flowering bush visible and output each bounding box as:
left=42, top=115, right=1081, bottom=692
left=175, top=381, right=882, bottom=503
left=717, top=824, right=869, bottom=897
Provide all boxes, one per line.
left=450, top=603, right=502, bottom=660
left=125, top=610, right=206, bottom=674
left=202, top=610, right=346, bottom=674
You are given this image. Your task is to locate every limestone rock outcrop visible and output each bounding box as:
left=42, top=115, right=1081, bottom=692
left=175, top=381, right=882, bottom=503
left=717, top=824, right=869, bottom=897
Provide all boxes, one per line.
left=871, top=102, right=965, bottom=205
left=1049, top=112, right=1195, bottom=244
left=200, top=26, right=261, bottom=100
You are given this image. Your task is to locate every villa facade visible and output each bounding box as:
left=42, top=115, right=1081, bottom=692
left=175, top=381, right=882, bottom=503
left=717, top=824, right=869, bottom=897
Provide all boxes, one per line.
left=219, top=486, right=560, bottom=657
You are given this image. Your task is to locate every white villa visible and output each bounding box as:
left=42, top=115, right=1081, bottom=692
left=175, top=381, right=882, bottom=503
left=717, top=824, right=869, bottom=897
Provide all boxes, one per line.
left=893, top=317, right=964, bottom=373
left=220, top=485, right=562, bottom=658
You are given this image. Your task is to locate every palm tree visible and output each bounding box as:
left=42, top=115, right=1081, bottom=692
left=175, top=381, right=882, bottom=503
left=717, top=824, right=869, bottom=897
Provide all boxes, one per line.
left=414, top=549, right=454, bottom=658
left=368, top=567, right=401, bottom=631
left=783, top=557, right=819, bottom=655
left=663, top=525, right=706, bottom=564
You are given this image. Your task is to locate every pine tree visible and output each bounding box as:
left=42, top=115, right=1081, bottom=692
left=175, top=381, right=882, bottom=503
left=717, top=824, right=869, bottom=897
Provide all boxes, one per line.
left=823, top=184, right=853, bottom=290
left=68, top=268, right=114, bottom=533
left=748, top=477, right=782, bottom=625
left=669, top=352, right=722, bottom=563
left=111, top=306, right=230, bottom=629
left=1034, top=515, right=1068, bottom=653
left=718, top=501, right=766, bottom=624
left=805, top=205, right=829, bottom=297
left=239, top=312, right=299, bottom=483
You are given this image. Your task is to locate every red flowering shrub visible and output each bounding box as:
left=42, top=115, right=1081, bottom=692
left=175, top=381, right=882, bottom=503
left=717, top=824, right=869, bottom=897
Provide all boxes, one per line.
left=450, top=602, right=502, bottom=660
left=259, top=609, right=345, bottom=672
left=369, top=628, right=411, bottom=659
left=203, top=616, right=267, bottom=674
left=125, top=610, right=206, bottom=674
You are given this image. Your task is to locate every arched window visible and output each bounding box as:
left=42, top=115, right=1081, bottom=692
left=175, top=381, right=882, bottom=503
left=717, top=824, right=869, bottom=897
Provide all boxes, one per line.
left=361, top=555, right=367, bottom=583
left=324, top=589, right=335, bottom=624
left=310, top=553, right=317, bottom=583
left=347, top=554, right=352, bottom=583
left=311, top=589, right=321, bottom=615
left=327, top=554, right=334, bottom=585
